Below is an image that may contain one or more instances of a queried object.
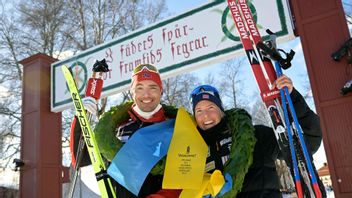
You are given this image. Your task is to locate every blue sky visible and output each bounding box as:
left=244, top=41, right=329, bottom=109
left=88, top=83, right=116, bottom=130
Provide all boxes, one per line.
left=165, top=0, right=209, bottom=15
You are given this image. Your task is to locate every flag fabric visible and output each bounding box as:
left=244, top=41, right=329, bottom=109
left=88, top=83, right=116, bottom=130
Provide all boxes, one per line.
left=162, top=108, right=208, bottom=189
left=179, top=170, right=225, bottom=198
left=107, top=119, right=175, bottom=195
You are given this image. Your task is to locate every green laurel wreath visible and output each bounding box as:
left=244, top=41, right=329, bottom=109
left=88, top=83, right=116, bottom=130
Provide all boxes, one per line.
left=221, top=108, right=256, bottom=198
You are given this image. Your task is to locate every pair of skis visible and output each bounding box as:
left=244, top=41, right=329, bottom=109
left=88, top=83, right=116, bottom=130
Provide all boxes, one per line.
left=227, top=0, right=322, bottom=197
left=62, top=60, right=116, bottom=198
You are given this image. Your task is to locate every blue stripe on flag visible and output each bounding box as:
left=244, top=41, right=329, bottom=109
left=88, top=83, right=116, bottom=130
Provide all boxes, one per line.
left=107, top=119, right=175, bottom=195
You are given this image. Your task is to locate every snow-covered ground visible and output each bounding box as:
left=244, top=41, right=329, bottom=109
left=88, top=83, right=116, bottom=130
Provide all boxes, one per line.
left=0, top=168, right=19, bottom=189
left=63, top=165, right=101, bottom=198
left=326, top=190, right=335, bottom=198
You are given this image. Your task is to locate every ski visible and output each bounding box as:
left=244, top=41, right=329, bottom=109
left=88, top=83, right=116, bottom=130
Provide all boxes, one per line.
left=62, top=64, right=116, bottom=198
left=227, top=0, right=322, bottom=197
left=227, top=0, right=286, bottom=143
left=226, top=1, right=304, bottom=196
left=68, top=59, right=111, bottom=198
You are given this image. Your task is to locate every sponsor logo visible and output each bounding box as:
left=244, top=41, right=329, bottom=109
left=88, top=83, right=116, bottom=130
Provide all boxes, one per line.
left=90, top=79, right=97, bottom=95
left=178, top=146, right=197, bottom=158
left=72, top=93, right=94, bottom=149
left=246, top=50, right=259, bottom=64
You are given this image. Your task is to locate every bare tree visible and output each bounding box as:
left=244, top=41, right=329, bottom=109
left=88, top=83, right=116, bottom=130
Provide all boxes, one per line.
left=298, top=73, right=318, bottom=112
left=218, top=58, right=247, bottom=109
left=0, top=1, right=24, bottom=168
left=122, top=91, right=133, bottom=103
left=0, top=0, right=168, bottom=169
left=161, top=74, right=200, bottom=111
left=202, top=72, right=216, bottom=85
left=18, top=0, right=68, bottom=56
left=250, top=96, right=271, bottom=126
left=63, top=0, right=167, bottom=50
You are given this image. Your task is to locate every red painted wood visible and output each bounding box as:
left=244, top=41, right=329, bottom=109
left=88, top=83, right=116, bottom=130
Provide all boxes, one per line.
left=19, top=54, right=62, bottom=198
left=289, top=0, right=352, bottom=197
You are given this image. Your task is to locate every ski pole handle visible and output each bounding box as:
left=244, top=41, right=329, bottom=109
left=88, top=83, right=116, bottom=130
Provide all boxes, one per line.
left=84, top=59, right=109, bottom=100
left=85, top=78, right=104, bottom=99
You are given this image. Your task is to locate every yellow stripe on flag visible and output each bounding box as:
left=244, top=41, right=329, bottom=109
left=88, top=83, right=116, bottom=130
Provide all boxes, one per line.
left=162, top=108, right=208, bottom=189
left=179, top=170, right=225, bottom=198
left=207, top=170, right=225, bottom=196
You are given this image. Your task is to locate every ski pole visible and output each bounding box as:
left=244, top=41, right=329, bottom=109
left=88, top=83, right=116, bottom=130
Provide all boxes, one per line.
left=275, top=61, right=303, bottom=198
left=68, top=133, right=86, bottom=198
left=274, top=62, right=322, bottom=198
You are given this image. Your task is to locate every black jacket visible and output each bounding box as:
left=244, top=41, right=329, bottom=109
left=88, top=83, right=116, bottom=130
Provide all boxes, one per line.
left=237, top=88, right=325, bottom=198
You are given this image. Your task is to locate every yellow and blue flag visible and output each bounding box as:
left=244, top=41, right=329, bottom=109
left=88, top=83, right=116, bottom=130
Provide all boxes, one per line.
left=107, top=119, right=175, bottom=196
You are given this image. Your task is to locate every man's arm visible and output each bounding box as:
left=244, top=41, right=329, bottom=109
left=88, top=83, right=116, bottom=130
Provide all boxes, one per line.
left=70, top=116, right=91, bottom=168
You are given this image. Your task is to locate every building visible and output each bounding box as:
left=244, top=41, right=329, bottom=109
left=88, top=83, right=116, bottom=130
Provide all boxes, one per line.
left=318, top=163, right=332, bottom=188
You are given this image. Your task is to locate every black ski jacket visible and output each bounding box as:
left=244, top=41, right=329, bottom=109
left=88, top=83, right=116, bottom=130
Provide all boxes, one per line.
left=237, top=88, right=324, bottom=198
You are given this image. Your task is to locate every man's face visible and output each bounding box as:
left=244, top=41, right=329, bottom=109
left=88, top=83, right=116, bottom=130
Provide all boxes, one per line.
left=131, top=80, right=162, bottom=112
left=194, top=100, right=223, bottom=130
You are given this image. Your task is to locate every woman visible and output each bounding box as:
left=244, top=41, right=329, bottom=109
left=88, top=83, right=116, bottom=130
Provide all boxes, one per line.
left=190, top=75, right=325, bottom=198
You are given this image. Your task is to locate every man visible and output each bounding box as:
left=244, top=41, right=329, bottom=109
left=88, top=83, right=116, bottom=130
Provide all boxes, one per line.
left=190, top=75, right=326, bottom=198
left=70, top=64, right=179, bottom=197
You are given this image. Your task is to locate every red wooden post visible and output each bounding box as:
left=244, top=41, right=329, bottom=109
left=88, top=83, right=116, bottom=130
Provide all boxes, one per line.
left=289, top=0, right=352, bottom=197
left=19, top=53, right=62, bottom=198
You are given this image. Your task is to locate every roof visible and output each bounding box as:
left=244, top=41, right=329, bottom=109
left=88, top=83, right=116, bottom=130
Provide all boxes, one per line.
left=318, top=164, right=330, bottom=177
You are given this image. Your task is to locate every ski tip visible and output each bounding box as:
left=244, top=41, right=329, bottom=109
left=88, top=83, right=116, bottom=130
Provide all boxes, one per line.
left=61, top=65, right=67, bottom=71
left=61, top=65, right=72, bottom=74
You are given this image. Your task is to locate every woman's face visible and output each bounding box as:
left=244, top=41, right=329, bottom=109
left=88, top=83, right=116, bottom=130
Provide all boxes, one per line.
left=194, top=100, right=223, bottom=130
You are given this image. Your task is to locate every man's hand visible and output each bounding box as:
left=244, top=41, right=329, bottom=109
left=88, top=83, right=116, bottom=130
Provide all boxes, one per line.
left=82, top=96, right=98, bottom=115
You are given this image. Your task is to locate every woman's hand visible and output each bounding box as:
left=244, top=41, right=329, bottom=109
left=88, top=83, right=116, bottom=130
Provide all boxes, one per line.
left=275, top=74, right=293, bottom=94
